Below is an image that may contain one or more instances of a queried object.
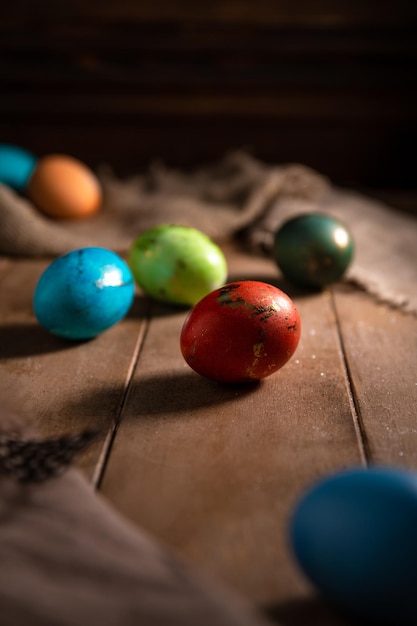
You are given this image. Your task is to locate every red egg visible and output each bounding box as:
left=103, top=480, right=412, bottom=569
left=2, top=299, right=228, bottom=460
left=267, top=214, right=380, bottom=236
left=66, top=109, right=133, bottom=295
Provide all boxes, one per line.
left=180, top=281, right=301, bottom=383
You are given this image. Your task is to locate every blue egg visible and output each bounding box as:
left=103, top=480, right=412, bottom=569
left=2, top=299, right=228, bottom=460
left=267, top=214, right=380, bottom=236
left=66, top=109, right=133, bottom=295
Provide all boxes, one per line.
left=0, top=144, right=38, bottom=191
left=33, top=248, right=135, bottom=340
left=290, top=467, right=417, bottom=625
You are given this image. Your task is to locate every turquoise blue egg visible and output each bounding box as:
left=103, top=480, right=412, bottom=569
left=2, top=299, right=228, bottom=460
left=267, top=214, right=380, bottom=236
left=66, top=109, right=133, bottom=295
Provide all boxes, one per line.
left=290, top=467, right=417, bottom=625
left=0, top=144, right=38, bottom=191
left=33, top=248, right=135, bottom=340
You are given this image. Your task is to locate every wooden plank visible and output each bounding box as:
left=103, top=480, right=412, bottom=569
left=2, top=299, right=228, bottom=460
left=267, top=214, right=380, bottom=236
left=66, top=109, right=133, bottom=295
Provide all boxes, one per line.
left=1, top=2, right=416, bottom=191
left=0, top=258, right=12, bottom=282
left=3, top=0, right=417, bottom=27
left=2, top=91, right=415, bottom=121
left=0, top=258, right=147, bottom=480
left=1, top=122, right=413, bottom=191
left=1, top=26, right=415, bottom=88
left=99, top=245, right=363, bottom=608
left=332, top=284, right=417, bottom=467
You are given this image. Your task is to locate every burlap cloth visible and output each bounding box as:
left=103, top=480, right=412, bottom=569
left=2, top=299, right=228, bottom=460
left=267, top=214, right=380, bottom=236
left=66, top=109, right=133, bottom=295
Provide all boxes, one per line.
left=0, top=407, right=274, bottom=626
left=1, top=151, right=416, bottom=314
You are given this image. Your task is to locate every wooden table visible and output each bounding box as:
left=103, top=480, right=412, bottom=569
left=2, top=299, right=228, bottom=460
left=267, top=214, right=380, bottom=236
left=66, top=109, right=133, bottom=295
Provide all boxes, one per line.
left=1, top=242, right=416, bottom=625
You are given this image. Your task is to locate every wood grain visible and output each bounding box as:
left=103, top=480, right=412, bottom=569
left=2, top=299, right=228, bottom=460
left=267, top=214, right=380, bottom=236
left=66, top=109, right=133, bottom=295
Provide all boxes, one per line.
left=0, top=240, right=416, bottom=624
left=1, top=1, right=416, bottom=187
left=3, top=0, right=417, bottom=26
left=99, top=246, right=363, bottom=608
left=332, top=284, right=417, bottom=467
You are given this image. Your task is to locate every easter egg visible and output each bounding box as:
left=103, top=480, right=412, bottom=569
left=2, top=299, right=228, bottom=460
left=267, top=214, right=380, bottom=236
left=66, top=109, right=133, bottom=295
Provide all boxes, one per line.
left=27, top=154, right=102, bottom=219
left=290, top=467, right=417, bottom=625
left=180, top=280, right=301, bottom=383
left=128, top=224, right=228, bottom=306
left=33, top=247, right=135, bottom=340
left=0, top=144, right=37, bottom=191
left=273, top=214, right=354, bottom=288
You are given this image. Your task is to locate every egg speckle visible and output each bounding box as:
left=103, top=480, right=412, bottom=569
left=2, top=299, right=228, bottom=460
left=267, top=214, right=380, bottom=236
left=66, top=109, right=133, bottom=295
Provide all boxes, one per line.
left=290, top=467, right=417, bottom=625
left=33, top=247, right=134, bottom=340
left=27, top=154, right=102, bottom=219
left=180, top=281, right=301, bottom=383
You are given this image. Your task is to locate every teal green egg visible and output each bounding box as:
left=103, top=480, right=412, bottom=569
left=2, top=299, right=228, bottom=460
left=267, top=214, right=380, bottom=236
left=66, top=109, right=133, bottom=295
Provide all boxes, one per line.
left=128, top=225, right=228, bottom=305
left=273, top=214, right=354, bottom=289
left=290, top=467, right=417, bottom=625
left=0, top=144, right=38, bottom=191
left=33, top=247, right=135, bottom=340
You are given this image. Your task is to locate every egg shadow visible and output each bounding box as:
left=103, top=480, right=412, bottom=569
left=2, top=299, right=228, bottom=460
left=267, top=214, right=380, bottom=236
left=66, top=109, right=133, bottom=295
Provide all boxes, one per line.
left=227, top=271, right=322, bottom=301
left=126, top=293, right=191, bottom=320
left=263, top=595, right=359, bottom=626
left=0, top=322, right=86, bottom=358
left=228, top=239, right=327, bottom=299
left=62, top=371, right=260, bottom=420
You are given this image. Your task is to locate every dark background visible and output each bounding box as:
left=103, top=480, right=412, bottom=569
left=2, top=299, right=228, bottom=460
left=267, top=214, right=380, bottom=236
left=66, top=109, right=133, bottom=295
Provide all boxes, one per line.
left=1, top=0, right=417, bottom=193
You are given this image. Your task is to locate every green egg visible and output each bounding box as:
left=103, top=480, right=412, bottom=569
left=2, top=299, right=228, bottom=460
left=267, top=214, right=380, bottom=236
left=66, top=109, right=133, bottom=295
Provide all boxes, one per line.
left=128, top=224, right=228, bottom=305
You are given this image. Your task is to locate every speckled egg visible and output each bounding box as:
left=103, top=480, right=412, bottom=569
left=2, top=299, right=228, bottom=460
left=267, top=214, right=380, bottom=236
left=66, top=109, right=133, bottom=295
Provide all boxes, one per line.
left=33, top=247, right=135, bottom=340
left=27, top=154, right=102, bottom=219
left=0, top=144, right=37, bottom=191
left=273, top=213, right=354, bottom=288
left=290, top=467, right=417, bottom=625
left=128, top=224, right=228, bottom=306
left=181, top=280, right=301, bottom=383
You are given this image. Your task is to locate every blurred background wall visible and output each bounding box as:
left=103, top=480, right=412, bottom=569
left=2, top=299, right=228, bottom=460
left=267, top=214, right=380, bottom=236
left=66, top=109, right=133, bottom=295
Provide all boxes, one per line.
left=1, top=0, right=416, bottom=190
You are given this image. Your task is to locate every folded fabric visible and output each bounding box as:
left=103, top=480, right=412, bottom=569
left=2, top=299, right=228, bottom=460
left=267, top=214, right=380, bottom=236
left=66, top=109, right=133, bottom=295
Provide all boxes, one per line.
left=0, top=409, right=272, bottom=626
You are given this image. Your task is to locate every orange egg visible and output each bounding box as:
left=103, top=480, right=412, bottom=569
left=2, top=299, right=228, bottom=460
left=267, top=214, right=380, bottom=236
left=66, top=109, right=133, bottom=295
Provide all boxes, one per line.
left=27, top=154, right=102, bottom=219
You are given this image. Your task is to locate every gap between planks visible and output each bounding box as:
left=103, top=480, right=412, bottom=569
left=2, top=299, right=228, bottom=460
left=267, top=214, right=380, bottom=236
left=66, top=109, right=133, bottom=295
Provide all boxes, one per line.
left=91, top=314, right=151, bottom=490
left=329, top=289, right=369, bottom=468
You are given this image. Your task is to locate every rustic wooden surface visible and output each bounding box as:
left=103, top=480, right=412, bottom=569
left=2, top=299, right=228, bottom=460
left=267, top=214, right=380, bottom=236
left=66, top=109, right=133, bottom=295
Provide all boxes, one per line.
left=0, top=240, right=416, bottom=625
left=1, top=0, right=417, bottom=188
